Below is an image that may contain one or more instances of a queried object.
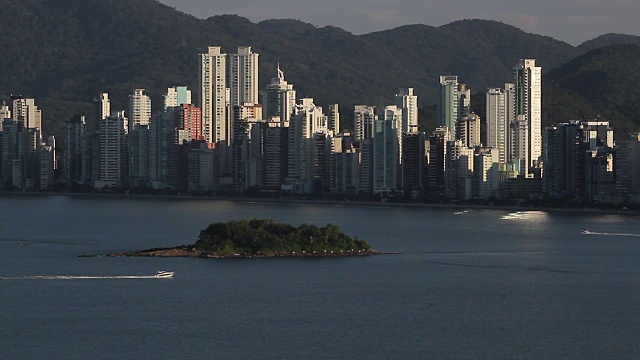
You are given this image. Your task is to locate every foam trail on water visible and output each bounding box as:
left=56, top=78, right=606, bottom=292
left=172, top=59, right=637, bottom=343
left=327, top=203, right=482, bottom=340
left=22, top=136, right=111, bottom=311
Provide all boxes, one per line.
left=585, top=232, right=640, bottom=237
left=0, top=276, right=168, bottom=280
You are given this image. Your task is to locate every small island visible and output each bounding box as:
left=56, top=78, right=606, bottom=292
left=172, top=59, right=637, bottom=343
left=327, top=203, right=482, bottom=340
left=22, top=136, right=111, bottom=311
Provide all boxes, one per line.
left=100, top=219, right=376, bottom=258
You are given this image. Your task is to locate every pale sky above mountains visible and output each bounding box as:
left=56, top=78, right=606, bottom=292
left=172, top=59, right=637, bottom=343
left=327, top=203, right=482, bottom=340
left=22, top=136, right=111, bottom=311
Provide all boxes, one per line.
left=159, top=0, right=639, bottom=45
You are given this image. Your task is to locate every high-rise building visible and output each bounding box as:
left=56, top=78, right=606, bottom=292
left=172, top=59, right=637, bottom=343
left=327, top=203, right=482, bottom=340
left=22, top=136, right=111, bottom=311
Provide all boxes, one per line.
left=456, top=113, right=481, bottom=148
left=358, top=138, right=374, bottom=193
left=200, top=46, right=228, bottom=144
left=177, top=104, right=203, bottom=141
left=615, top=134, right=640, bottom=199
left=232, top=103, right=264, bottom=190
left=438, top=76, right=459, bottom=138
left=354, top=105, right=376, bottom=141
left=486, top=84, right=515, bottom=164
left=457, top=84, right=471, bottom=119
left=312, top=133, right=335, bottom=193
left=514, top=59, right=542, bottom=177
left=474, top=149, right=500, bottom=199
left=164, top=86, right=192, bottom=110
left=396, top=88, right=418, bottom=134
left=328, top=104, right=340, bottom=134
left=187, top=141, right=219, bottom=192
left=543, top=120, right=615, bottom=202
left=97, top=93, right=111, bottom=121
left=64, top=115, right=86, bottom=186
left=12, top=97, right=41, bottom=130
left=264, top=119, right=289, bottom=189
left=0, top=103, right=10, bottom=132
left=427, top=127, right=451, bottom=191
left=232, top=103, right=263, bottom=146
left=0, top=119, right=21, bottom=186
left=39, top=137, right=55, bottom=190
left=445, top=140, right=475, bottom=200
left=543, top=121, right=590, bottom=199
left=149, top=112, right=173, bottom=187
left=129, top=125, right=150, bottom=186
left=228, top=46, right=259, bottom=107
left=288, top=99, right=327, bottom=181
left=373, top=111, right=399, bottom=194
left=335, top=149, right=360, bottom=194
left=128, top=89, right=152, bottom=131
left=98, top=111, right=128, bottom=188
left=262, top=65, right=296, bottom=125
left=402, top=132, right=426, bottom=197
left=379, top=105, right=403, bottom=164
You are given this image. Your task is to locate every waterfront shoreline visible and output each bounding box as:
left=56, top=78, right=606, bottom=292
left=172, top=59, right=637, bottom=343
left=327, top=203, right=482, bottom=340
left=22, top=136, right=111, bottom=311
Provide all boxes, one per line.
left=1, top=190, right=639, bottom=217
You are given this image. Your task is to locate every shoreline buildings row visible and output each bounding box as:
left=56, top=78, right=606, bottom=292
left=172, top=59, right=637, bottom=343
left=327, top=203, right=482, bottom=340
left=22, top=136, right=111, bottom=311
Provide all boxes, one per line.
left=0, top=47, right=639, bottom=204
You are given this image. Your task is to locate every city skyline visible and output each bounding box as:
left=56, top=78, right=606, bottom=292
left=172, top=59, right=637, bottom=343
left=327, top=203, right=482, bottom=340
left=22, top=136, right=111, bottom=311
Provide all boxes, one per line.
left=159, top=0, right=640, bottom=45
left=0, top=38, right=637, bottom=205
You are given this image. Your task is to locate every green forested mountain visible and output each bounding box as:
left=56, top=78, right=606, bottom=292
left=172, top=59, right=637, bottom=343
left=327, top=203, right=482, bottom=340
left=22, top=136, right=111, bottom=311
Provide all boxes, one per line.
left=578, top=34, right=640, bottom=52
left=0, top=0, right=638, bottom=144
left=543, top=45, right=640, bottom=137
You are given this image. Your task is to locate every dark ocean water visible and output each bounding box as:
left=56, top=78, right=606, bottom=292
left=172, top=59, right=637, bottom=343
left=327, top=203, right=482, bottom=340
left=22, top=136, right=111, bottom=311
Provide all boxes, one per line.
left=1, top=195, right=640, bottom=359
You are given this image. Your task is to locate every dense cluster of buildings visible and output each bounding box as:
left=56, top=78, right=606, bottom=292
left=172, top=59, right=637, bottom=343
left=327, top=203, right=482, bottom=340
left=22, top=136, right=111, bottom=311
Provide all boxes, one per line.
left=1, top=46, right=639, bottom=204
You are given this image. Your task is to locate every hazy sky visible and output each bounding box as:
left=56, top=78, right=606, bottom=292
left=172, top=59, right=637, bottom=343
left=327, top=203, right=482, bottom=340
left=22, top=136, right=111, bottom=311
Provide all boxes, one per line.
left=159, top=0, right=639, bottom=45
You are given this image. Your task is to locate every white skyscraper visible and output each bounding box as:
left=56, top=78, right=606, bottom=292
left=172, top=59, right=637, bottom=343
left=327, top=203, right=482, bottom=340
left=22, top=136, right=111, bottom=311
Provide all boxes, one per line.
left=288, top=99, right=327, bottom=180
left=354, top=105, right=377, bottom=141
left=128, top=89, right=151, bottom=131
left=163, top=86, right=192, bottom=110
left=0, top=103, right=10, bottom=132
left=486, top=84, right=515, bottom=164
left=228, top=46, right=259, bottom=107
left=395, top=88, right=418, bottom=134
left=379, top=105, right=403, bottom=164
left=328, top=104, right=340, bottom=134
left=12, top=97, right=41, bottom=129
left=514, top=59, right=542, bottom=177
left=200, top=46, right=228, bottom=144
left=98, top=93, right=111, bottom=120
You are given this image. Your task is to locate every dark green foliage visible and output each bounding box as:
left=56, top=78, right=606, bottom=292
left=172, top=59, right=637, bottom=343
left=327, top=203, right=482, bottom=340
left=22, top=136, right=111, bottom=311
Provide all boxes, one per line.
left=194, top=219, right=371, bottom=255
left=544, top=45, right=640, bottom=137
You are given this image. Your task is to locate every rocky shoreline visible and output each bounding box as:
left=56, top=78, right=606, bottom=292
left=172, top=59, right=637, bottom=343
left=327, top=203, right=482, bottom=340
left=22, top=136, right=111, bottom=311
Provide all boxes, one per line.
left=82, top=246, right=390, bottom=259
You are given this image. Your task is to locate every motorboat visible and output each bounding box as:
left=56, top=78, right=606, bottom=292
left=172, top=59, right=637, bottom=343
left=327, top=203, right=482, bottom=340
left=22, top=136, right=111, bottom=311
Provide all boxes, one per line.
left=581, top=229, right=593, bottom=235
left=155, top=271, right=174, bottom=278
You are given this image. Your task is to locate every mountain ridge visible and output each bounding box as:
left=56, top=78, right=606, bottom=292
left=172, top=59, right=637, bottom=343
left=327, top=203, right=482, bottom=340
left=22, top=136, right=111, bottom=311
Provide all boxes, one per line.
left=0, top=0, right=638, bottom=143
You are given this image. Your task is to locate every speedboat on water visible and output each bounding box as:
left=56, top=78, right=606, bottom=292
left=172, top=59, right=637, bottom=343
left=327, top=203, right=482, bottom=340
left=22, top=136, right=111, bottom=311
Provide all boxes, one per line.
left=581, top=229, right=593, bottom=235
left=155, top=271, right=174, bottom=278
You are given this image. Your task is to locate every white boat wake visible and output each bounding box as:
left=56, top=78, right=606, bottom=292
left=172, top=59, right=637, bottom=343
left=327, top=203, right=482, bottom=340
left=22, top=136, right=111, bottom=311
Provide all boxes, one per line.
left=581, top=231, right=640, bottom=237
left=0, top=275, right=170, bottom=280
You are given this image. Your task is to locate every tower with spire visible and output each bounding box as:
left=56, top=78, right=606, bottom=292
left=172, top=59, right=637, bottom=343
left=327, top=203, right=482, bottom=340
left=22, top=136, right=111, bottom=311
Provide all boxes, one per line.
left=261, top=64, right=296, bottom=125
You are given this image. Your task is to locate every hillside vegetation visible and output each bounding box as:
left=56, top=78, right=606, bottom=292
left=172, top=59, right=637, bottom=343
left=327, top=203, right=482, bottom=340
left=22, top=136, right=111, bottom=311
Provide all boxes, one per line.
left=1, top=0, right=639, bottom=143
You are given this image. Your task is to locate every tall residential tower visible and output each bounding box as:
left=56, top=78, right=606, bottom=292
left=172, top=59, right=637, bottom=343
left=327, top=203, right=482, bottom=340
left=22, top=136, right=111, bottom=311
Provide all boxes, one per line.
left=228, top=46, right=259, bottom=107
left=514, top=59, right=542, bottom=177
left=199, top=46, right=228, bottom=144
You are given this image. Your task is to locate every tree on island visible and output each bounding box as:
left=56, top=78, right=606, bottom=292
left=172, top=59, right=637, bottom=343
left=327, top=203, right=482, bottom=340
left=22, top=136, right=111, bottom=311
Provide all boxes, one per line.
left=194, top=219, right=372, bottom=256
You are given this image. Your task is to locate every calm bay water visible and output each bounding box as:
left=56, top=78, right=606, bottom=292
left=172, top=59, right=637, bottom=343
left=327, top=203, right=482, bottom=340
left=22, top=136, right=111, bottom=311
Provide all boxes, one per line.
left=1, top=195, right=640, bottom=359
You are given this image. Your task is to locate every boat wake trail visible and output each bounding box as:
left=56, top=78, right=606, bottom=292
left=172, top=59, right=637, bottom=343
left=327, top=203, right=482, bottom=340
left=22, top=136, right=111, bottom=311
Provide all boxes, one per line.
left=0, top=275, right=166, bottom=280
left=584, top=231, right=640, bottom=237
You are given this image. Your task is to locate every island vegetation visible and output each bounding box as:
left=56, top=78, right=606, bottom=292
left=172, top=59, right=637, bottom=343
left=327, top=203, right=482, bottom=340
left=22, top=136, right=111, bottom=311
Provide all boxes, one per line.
left=194, top=219, right=372, bottom=257
left=98, top=219, right=375, bottom=259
